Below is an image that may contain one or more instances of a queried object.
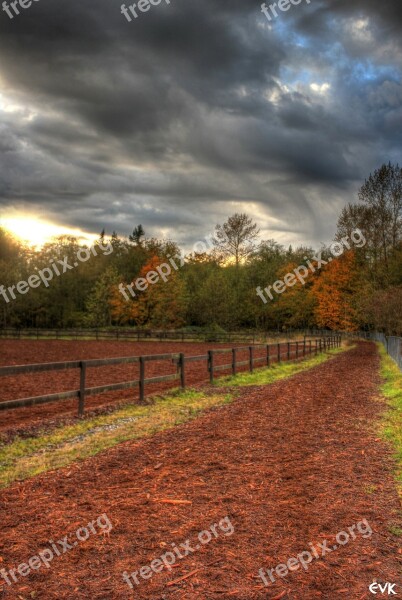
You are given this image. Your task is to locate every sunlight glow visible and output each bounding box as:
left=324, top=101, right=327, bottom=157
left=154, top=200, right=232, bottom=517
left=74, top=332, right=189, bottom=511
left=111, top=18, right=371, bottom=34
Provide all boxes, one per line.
left=0, top=214, right=98, bottom=248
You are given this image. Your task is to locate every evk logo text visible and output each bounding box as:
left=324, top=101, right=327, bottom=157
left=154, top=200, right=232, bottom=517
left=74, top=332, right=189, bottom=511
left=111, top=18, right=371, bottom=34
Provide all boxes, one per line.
left=369, top=582, right=398, bottom=595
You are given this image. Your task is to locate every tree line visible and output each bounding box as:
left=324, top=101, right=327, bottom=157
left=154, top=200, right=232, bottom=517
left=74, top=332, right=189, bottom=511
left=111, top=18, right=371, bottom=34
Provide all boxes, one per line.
left=0, top=163, right=401, bottom=335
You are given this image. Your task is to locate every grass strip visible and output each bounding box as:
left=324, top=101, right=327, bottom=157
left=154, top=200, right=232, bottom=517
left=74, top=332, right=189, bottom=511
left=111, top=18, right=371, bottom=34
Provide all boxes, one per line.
left=378, top=344, right=402, bottom=497
left=0, top=345, right=351, bottom=489
left=216, top=345, right=349, bottom=387
left=0, top=390, right=232, bottom=488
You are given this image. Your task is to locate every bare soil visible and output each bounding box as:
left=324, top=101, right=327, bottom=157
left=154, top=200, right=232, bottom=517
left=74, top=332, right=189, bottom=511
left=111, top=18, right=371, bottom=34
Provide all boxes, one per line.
left=0, top=342, right=400, bottom=599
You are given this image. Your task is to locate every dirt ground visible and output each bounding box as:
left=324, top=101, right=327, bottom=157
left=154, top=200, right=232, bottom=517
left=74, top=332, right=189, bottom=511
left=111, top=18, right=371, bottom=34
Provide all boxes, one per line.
left=0, top=339, right=304, bottom=437
left=0, top=342, right=400, bottom=599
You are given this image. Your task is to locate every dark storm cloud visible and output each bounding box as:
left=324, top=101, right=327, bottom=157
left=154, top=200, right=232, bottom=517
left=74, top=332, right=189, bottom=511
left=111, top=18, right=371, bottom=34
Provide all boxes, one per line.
left=0, top=0, right=401, bottom=248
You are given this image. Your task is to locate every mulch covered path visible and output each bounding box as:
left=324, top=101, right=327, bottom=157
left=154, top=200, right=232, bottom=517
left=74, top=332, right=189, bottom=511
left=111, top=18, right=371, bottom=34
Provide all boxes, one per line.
left=0, top=342, right=401, bottom=599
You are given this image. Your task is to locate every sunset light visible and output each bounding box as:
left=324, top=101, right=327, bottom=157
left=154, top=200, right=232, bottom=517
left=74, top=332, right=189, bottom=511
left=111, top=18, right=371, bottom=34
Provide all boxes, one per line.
left=0, top=214, right=97, bottom=248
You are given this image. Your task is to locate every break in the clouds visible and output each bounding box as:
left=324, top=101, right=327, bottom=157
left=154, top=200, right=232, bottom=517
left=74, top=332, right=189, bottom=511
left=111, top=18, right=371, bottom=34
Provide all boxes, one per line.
left=0, top=0, right=401, bottom=249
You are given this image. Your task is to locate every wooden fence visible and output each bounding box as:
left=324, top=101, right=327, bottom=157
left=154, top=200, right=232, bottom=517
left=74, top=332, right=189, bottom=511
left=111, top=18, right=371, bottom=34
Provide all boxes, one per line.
left=0, top=327, right=336, bottom=344
left=0, top=336, right=341, bottom=416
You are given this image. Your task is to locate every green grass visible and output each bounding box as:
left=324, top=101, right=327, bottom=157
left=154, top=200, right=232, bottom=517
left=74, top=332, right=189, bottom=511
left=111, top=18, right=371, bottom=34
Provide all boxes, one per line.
left=379, top=344, right=402, bottom=496
left=388, top=525, right=402, bottom=537
left=0, top=344, right=352, bottom=489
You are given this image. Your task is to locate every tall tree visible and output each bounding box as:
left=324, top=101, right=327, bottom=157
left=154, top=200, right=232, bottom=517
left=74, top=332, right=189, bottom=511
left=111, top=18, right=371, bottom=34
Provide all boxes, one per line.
left=338, top=162, right=402, bottom=285
left=129, top=225, right=145, bottom=246
left=214, top=213, right=260, bottom=267
left=86, top=266, right=121, bottom=327
left=312, top=251, right=360, bottom=331
left=359, top=163, right=402, bottom=259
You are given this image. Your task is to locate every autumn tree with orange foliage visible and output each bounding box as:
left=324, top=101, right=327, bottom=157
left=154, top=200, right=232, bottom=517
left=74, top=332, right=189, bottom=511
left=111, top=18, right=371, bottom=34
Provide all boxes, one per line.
left=110, top=255, right=188, bottom=328
left=312, top=251, right=360, bottom=331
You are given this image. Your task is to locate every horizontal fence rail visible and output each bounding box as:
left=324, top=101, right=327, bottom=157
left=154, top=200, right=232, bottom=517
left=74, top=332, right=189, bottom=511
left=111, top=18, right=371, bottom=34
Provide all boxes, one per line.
left=0, top=327, right=340, bottom=344
left=0, top=336, right=341, bottom=416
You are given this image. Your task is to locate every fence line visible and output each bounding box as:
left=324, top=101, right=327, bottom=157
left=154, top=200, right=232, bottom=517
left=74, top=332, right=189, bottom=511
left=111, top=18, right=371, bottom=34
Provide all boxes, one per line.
left=0, top=327, right=337, bottom=344
left=0, top=336, right=341, bottom=416
left=340, top=330, right=402, bottom=372
left=362, top=332, right=401, bottom=371
left=386, top=337, right=402, bottom=371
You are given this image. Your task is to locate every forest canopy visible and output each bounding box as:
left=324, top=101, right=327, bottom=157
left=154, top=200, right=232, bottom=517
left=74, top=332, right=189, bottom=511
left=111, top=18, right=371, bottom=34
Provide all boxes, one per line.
left=1, top=163, right=401, bottom=335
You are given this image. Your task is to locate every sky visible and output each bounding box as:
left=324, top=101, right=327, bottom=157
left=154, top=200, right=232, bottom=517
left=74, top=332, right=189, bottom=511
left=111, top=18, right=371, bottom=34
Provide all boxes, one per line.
left=0, top=0, right=401, bottom=250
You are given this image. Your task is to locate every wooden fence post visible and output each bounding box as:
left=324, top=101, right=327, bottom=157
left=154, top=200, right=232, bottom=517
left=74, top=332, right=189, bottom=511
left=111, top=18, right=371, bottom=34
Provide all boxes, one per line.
left=249, top=346, right=254, bottom=372
left=139, top=356, right=145, bottom=403
left=309, top=340, right=312, bottom=355
left=277, top=343, right=281, bottom=363
left=303, top=339, right=306, bottom=356
left=296, top=341, right=299, bottom=359
left=208, top=350, right=214, bottom=383
left=179, top=353, right=186, bottom=389
left=232, top=348, right=237, bottom=375
left=266, top=344, right=270, bottom=367
left=78, top=361, right=86, bottom=417
left=287, top=342, right=290, bottom=361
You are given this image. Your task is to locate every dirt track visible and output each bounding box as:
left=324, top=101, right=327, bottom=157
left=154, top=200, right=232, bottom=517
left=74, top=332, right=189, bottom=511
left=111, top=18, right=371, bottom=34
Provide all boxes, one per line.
left=0, top=342, right=400, bottom=599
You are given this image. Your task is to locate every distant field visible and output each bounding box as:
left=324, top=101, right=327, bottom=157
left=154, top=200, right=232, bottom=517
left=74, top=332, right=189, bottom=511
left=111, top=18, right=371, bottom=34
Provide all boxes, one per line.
left=0, top=339, right=306, bottom=436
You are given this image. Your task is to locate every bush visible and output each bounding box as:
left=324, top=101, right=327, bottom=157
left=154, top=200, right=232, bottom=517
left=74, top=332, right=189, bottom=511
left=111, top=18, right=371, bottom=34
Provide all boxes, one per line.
left=203, top=323, right=227, bottom=342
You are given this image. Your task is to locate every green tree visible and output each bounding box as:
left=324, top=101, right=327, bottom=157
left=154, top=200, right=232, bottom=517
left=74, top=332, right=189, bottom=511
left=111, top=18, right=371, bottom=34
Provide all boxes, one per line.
left=129, top=225, right=145, bottom=246
left=86, top=266, right=121, bottom=327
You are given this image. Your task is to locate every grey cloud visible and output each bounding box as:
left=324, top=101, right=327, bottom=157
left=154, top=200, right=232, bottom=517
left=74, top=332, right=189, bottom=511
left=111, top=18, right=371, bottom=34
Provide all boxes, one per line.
left=0, top=0, right=401, bottom=248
